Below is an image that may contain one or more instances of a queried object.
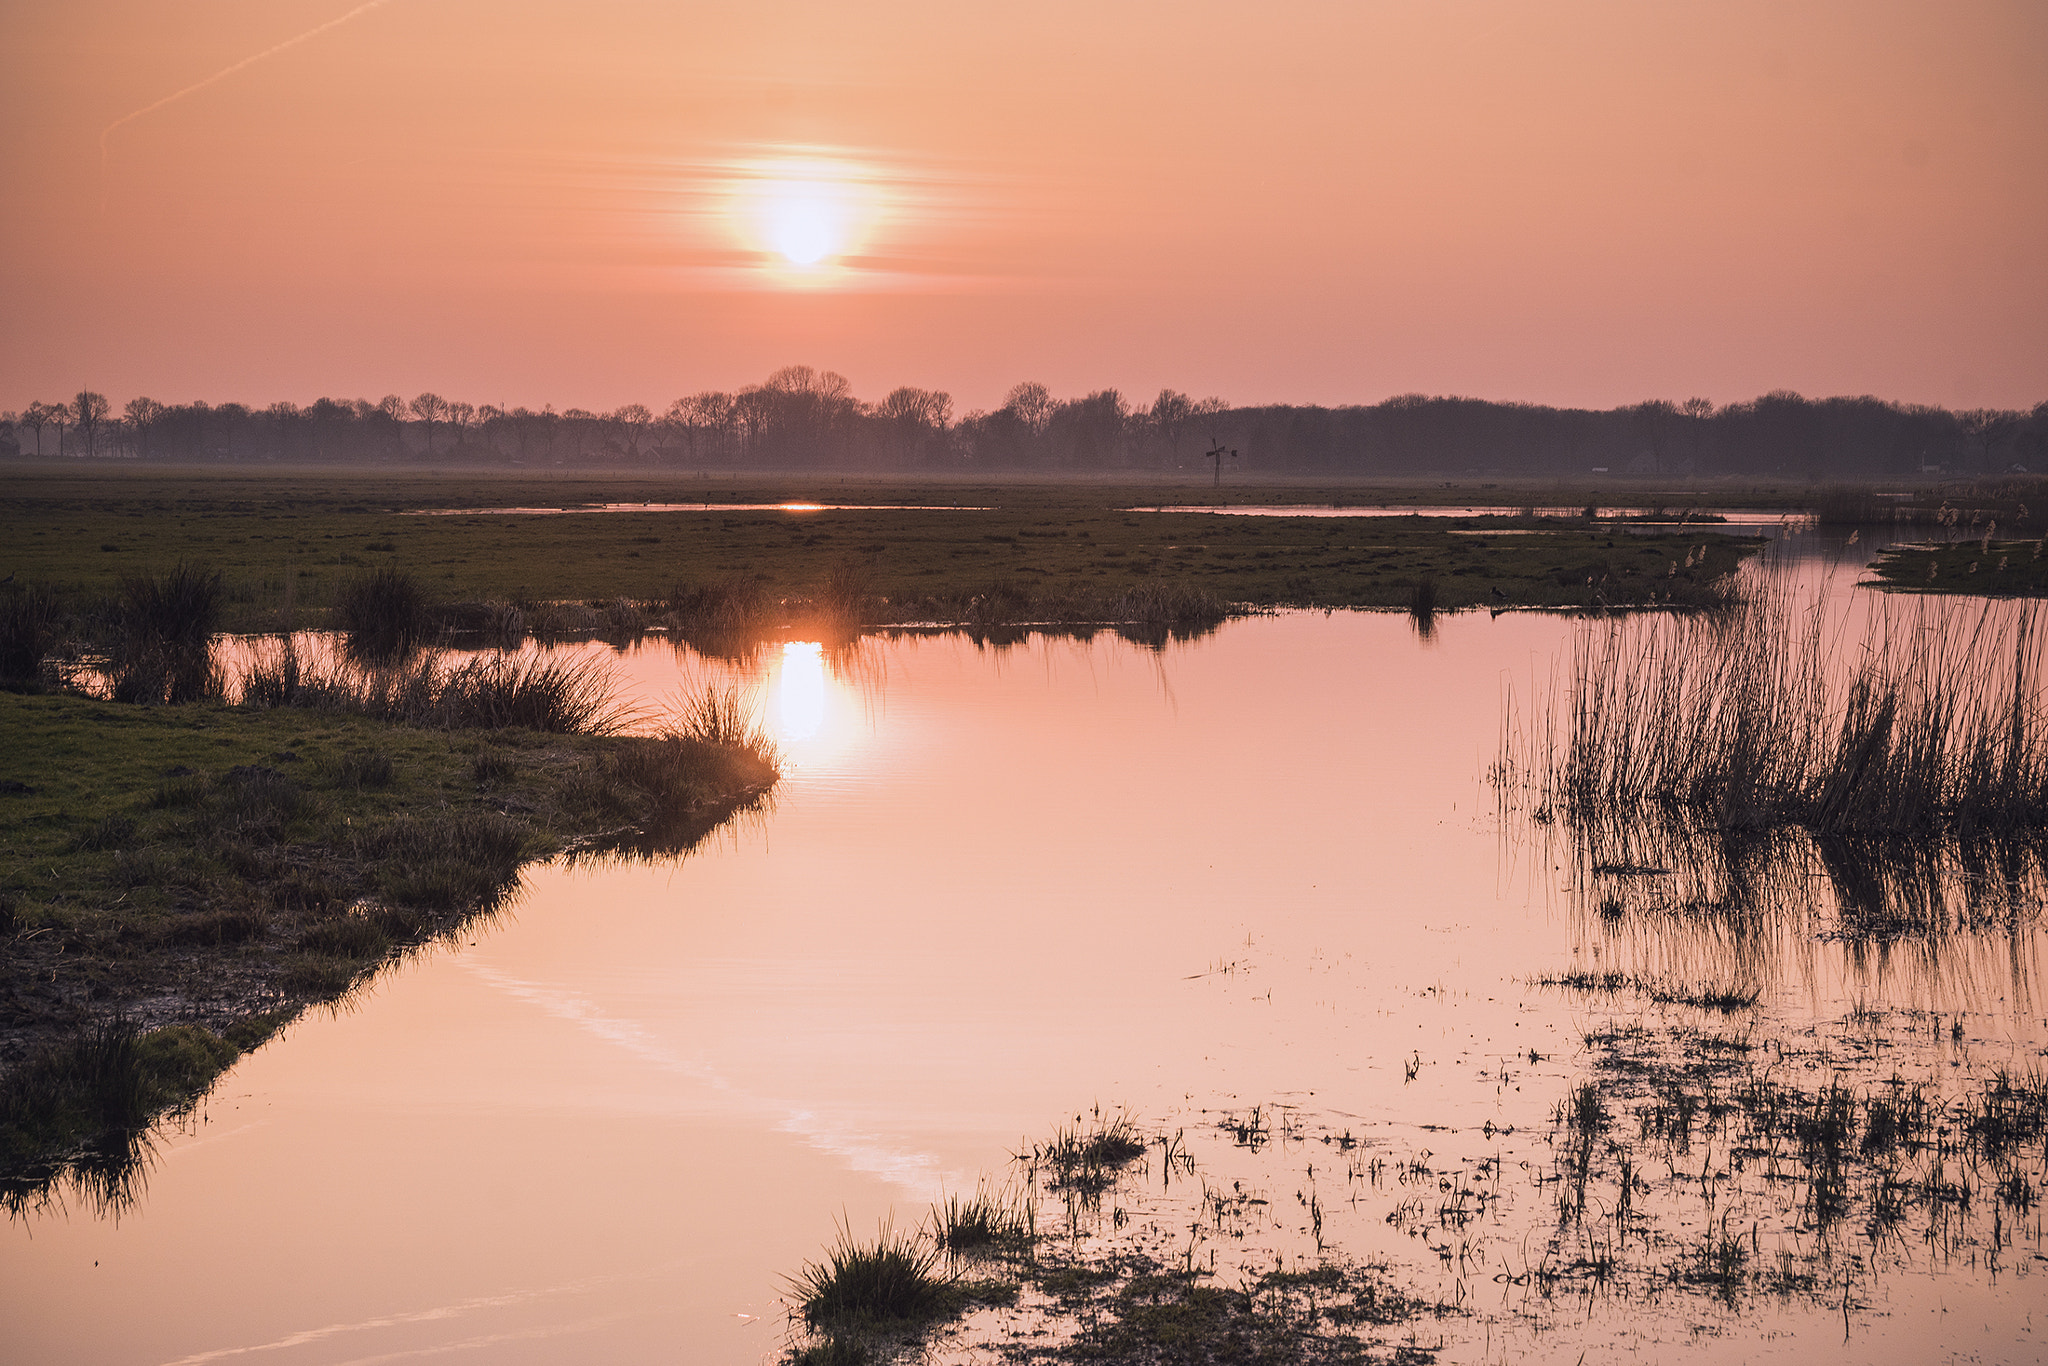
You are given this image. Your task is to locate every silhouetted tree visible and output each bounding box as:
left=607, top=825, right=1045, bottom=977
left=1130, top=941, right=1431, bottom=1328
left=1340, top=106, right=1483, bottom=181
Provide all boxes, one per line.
left=19, top=401, right=55, bottom=455
left=613, top=403, right=653, bottom=460
left=1958, top=408, right=2021, bottom=472
left=1003, top=381, right=1053, bottom=434
left=409, top=392, right=449, bottom=455
left=72, top=390, right=109, bottom=457
left=877, top=386, right=953, bottom=465
left=122, top=397, right=163, bottom=458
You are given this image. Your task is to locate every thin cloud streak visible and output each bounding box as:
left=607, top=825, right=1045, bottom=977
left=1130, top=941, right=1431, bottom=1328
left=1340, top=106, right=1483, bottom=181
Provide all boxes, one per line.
left=98, top=0, right=401, bottom=208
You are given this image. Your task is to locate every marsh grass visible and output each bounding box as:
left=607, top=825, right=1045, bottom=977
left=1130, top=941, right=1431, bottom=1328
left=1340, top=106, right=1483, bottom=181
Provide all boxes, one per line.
left=333, top=567, right=432, bottom=661
left=1540, top=1013, right=2048, bottom=1308
left=782, top=1110, right=1436, bottom=1365
left=1029, top=1111, right=1148, bottom=1198
left=0, top=580, right=64, bottom=685
left=790, top=1219, right=953, bottom=1332
left=931, top=1180, right=1037, bottom=1255
left=239, top=637, right=630, bottom=735
left=592, top=703, right=780, bottom=861
left=109, top=563, right=226, bottom=705
left=0, top=1020, right=241, bottom=1215
left=668, top=577, right=775, bottom=661
left=1506, top=577, right=2048, bottom=842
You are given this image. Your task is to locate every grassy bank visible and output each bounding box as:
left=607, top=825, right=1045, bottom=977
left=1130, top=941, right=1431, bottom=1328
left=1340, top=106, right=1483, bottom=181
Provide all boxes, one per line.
left=0, top=466, right=1761, bottom=628
left=0, top=681, right=777, bottom=1210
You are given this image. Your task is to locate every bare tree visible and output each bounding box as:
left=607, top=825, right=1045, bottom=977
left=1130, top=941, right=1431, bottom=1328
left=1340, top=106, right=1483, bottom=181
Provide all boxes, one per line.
left=20, top=401, right=54, bottom=455
left=1630, top=399, right=1679, bottom=475
left=409, top=392, right=450, bottom=455
left=1002, top=381, right=1054, bottom=433
left=665, top=392, right=734, bottom=465
left=878, top=387, right=953, bottom=463
left=612, top=403, right=653, bottom=460
left=124, top=397, right=164, bottom=458
left=1958, top=409, right=2021, bottom=471
left=73, top=390, right=110, bottom=457
left=446, top=401, right=476, bottom=447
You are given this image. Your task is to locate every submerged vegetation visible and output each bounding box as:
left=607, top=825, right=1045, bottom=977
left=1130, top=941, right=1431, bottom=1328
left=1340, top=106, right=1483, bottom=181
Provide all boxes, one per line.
left=779, top=1110, right=1441, bottom=1365
left=1534, top=1008, right=2048, bottom=1313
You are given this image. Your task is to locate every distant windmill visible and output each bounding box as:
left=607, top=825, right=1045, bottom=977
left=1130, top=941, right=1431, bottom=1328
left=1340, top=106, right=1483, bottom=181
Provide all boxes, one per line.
left=1203, top=442, right=1238, bottom=488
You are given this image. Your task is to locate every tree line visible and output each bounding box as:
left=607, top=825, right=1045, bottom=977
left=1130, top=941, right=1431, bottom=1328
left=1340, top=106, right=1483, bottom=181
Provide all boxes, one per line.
left=9, top=368, right=2046, bottom=479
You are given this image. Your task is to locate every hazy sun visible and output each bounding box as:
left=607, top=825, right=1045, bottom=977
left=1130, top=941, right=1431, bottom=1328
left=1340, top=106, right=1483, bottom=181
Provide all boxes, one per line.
left=734, top=157, right=877, bottom=271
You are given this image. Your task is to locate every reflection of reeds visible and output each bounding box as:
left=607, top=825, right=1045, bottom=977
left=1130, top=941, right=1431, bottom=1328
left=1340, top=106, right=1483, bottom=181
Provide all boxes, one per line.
left=1408, top=578, right=1438, bottom=640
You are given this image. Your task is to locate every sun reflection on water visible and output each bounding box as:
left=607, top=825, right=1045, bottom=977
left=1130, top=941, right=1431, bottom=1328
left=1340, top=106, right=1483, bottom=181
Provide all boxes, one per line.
left=771, top=641, right=828, bottom=743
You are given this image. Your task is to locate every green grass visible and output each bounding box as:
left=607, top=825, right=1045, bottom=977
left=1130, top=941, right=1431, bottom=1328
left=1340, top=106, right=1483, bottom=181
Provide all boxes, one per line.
left=0, top=684, right=778, bottom=1203
left=0, top=467, right=1765, bottom=629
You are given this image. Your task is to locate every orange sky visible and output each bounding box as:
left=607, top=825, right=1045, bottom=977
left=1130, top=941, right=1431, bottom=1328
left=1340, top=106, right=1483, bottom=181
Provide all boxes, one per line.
left=3, top=0, right=2043, bottom=413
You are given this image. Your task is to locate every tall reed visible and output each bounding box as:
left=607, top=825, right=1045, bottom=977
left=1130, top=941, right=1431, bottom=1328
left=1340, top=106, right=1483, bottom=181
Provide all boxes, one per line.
left=237, top=637, right=629, bottom=735
left=111, top=563, right=225, bottom=704
left=1508, top=576, right=2048, bottom=839
left=333, top=567, right=432, bottom=661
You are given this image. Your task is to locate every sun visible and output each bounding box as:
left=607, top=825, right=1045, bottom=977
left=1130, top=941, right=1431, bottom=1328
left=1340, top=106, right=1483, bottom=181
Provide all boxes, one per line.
left=731, top=156, right=878, bottom=272
left=763, top=185, right=843, bottom=265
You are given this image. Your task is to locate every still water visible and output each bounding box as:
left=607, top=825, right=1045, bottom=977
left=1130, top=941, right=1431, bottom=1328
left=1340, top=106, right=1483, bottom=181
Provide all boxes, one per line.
left=4, top=541, right=2042, bottom=1364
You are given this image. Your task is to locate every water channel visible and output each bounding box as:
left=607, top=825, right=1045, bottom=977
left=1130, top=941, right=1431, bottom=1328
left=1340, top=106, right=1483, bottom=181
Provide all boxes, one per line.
left=4, top=529, right=2042, bottom=1364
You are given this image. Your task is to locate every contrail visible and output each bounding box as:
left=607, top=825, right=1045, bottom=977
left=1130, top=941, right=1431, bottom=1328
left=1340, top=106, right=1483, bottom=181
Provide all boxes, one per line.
left=98, top=0, right=398, bottom=206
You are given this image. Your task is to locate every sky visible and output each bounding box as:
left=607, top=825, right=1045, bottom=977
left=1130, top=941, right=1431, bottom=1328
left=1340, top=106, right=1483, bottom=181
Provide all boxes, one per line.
left=3, top=0, right=2044, bottom=414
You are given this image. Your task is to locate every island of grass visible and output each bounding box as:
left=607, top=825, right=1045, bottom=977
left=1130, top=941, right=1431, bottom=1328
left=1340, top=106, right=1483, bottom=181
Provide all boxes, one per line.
left=0, top=648, right=779, bottom=1212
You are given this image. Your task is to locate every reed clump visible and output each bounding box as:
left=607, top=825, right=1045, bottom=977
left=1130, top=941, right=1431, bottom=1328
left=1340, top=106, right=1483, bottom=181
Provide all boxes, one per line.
left=790, top=1219, right=953, bottom=1332
left=0, top=581, right=64, bottom=686
left=333, top=567, right=432, bottom=661
left=1029, top=1111, right=1148, bottom=1196
left=931, top=1180, right=1036, bottom=1254
left=238, top=637, right=630, bottom=735
left=667, top=577, right=775, bottom=661
left=111, top=563, right=225, bottom=704
left=1506, top=580, right=2048, bottom=841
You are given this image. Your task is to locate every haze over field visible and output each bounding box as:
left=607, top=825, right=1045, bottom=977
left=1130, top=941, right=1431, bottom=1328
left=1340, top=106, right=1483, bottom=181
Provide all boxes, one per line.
left=4, top=1, right=2044, bottom=412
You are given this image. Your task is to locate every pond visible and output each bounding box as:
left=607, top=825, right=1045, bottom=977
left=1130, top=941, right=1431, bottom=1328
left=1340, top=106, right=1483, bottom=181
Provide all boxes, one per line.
left=4, top=548, right=2042, bottom=1365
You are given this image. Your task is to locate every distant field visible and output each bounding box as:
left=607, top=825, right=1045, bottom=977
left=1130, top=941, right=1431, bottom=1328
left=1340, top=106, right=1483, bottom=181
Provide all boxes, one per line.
left=0, top=464, right=1773, bottom=622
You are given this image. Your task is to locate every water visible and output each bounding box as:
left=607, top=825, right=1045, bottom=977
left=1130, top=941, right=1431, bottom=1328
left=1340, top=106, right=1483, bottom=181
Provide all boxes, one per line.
left=1134, top=504, right=1806, bottom=528
left=5, top=550, right=2043, bottom=1364
left=400, top=503, right=990, bottom=516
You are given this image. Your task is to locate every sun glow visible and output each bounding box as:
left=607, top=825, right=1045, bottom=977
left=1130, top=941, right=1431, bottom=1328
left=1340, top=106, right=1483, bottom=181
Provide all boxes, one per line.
left=733, top=157, right=879, bottom=273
